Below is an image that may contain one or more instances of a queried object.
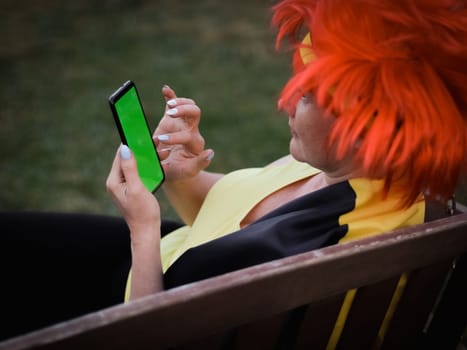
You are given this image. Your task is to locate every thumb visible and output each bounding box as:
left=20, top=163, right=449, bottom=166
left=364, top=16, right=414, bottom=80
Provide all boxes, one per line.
left=120, top=145, right=143, bottom=189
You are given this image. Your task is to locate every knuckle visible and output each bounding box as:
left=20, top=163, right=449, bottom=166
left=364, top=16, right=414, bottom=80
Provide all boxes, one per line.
left=125, top=187, right=139, bottom=199
left=105, top=178, right=113, bottom=192
left=197, top=135, right=205, bottom=148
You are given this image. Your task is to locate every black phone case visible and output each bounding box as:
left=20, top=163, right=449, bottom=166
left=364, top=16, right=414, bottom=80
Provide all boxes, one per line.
left=108, top=80, right=165, bottom=192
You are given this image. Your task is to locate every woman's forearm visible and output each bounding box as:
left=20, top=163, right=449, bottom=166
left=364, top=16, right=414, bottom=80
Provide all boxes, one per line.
left=129, top=226, right=164, bottom=300
left=162, top=171, right=224, bottom=225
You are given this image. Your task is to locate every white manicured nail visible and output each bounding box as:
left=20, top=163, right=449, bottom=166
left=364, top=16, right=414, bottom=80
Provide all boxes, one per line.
left=157, top=134, right=170, bottom=141
left=206, top=151, right=215, bottom=161
left=120, top=145, right=131, bottom=160
left=167, top=99, right=177, bottom=107
left=166, top=108, right=178, bottom=116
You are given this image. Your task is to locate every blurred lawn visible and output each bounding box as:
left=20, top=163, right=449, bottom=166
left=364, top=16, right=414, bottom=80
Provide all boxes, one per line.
left=0, top=0, right=292, bottom=219
left=1, top=0, right=466, bottom=221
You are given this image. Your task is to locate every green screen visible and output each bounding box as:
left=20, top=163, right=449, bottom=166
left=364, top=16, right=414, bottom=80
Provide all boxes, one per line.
left=114, top=86, right=164, bottom=191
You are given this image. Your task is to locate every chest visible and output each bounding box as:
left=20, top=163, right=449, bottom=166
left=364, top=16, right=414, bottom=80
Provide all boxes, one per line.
left=240, top=175, right=323, bottom=228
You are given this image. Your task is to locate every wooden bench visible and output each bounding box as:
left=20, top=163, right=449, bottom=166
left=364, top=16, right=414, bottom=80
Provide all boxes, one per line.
left=1, top=204, right=466, bottom=350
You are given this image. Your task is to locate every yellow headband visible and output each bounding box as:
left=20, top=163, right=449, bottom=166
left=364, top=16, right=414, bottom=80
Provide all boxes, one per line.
left=299, top=33, right=316, bottom=64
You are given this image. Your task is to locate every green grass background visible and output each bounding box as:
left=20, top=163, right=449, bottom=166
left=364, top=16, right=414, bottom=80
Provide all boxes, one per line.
left=0, top=0, right=292, bottom=220
left=1, top=0, right=466, bottom=221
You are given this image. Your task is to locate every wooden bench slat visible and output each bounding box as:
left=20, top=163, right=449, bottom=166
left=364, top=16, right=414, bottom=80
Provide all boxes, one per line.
left=295, top=293, right=346, bottom=350
left=417, top=253, right=467, bottom=350
left=380, top=260, right=454, bottom=349
left=235, top=312, right=285, bottom=350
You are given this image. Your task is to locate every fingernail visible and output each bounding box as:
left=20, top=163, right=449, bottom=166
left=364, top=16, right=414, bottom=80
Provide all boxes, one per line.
left=206, top=151, right=215, bottom=161
left=166, top=108, right=178, bottom=116
left=157, top=134, right=170, bottom=141
left=167, top=99, right=177, bottom=107
left=163, top=84, right=171, bottom=89
left=120, top=145, right=131, bottom=160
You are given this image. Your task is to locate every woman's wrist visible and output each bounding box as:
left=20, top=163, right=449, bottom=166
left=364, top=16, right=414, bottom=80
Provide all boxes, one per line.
left=129, top=223, right=161, bottom=248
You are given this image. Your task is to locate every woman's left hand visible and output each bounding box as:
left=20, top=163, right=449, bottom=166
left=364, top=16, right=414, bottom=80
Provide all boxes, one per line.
left=106, top=144, right=161, bottom=240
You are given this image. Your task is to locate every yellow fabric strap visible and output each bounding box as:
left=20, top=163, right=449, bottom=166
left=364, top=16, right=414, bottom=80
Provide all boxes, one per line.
left=372, top=273, right=409, bottom=350
left=124, top=269, right=132, bottom=302
left=325, top=273, right=409, bottom=349
left=326, top=288, right=358, bottom=350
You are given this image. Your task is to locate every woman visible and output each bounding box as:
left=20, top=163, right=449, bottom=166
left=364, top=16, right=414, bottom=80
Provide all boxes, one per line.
left=107, top=0, right=467, bottom=300
left=1, top=0, right=466, bottom=340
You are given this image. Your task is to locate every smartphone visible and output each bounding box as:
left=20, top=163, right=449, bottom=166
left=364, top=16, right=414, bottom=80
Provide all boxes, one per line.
left=109, top=80, right=164, bottom=192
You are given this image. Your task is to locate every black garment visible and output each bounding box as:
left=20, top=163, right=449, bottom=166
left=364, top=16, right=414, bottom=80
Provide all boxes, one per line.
left=0, top=211, right=181, bottom=341
left=164, top=181, right=356, bottom=288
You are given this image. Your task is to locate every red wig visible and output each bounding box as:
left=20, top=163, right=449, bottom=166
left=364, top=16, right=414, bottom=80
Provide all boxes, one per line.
left=272, top=0, right=467, bottom=206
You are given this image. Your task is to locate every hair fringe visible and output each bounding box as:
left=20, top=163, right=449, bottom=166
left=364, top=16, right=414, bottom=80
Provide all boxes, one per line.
left=272, top=0, right=467, bottom=206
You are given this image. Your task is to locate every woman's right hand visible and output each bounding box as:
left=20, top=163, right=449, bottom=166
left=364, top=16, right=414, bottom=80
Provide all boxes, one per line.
left=154, top=86, right=214, bottom=182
